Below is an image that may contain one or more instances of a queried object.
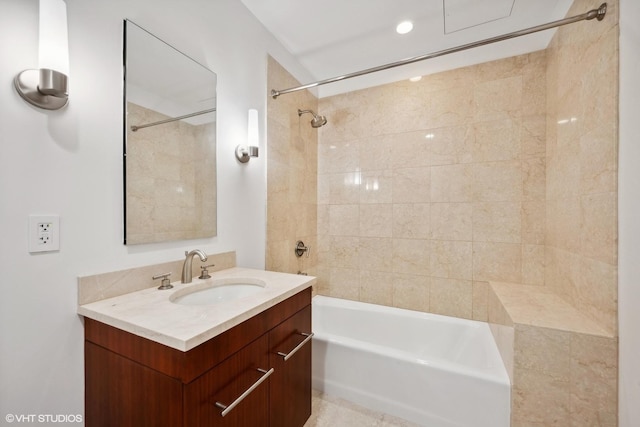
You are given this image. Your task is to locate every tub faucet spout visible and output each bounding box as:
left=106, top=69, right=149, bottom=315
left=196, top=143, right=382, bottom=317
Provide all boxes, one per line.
left=181, top=249, right=208, bottom=283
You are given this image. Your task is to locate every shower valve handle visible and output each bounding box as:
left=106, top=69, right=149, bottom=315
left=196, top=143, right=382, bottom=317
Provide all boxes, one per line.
left=295, top=241, right=310, bottom=258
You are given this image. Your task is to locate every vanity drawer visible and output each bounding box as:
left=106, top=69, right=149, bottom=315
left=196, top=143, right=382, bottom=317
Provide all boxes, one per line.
left=184, top=334, right=271, bottom=426
left=269, top=305, right=312, bottom=427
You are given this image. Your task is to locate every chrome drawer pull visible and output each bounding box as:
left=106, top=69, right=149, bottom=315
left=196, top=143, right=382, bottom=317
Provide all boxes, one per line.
left=214, top=367, right=274, bottom=417
left=277, top=332, right=314, bottom=361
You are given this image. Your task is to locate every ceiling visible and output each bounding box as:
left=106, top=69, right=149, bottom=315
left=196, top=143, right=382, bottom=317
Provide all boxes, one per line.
left=241, top=0, right=575, bottom=97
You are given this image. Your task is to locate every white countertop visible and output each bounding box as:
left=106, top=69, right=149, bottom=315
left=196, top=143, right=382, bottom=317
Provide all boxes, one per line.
left=78, top=267, right=315, bottom=352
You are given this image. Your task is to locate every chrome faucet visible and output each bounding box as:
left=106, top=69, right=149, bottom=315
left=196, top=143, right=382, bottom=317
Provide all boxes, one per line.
left=181, top=249, right=208, bottom=283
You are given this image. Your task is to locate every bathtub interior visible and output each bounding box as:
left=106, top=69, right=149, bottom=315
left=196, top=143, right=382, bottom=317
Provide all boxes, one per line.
left=312, top=295, right=509, bottom=377
left=314, top=298, right=470, bottom=356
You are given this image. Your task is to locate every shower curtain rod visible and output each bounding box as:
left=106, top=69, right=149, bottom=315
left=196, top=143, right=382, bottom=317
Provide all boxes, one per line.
left=271, top=3, right=607, bottom=99
left=130, top=107, right=216, bottom=132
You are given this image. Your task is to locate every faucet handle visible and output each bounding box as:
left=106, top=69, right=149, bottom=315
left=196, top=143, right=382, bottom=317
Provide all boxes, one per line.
left=153, top=272, right=173, bottom=290
left=199, top=264, right=215, bottom=280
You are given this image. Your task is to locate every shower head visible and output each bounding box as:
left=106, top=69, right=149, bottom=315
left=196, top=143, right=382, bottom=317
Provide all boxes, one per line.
left=298, top=109, right=327, bottom=128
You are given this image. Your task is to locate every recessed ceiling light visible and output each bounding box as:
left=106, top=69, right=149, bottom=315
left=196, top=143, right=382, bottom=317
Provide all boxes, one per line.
left=396, top=20, right=413, bottom=35
left=409, top=76, right=422, bottom=82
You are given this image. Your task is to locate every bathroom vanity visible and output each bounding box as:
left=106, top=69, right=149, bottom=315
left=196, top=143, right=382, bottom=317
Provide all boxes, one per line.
left=79, top=268, right=314, bottom=427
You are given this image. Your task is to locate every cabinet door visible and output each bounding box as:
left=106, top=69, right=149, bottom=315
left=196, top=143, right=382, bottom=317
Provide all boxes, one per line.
left=269, top=305, right=312, bottom=427
left=85, top=342, right=183, bottom=427
left=185, top=334, right=272, bottom=426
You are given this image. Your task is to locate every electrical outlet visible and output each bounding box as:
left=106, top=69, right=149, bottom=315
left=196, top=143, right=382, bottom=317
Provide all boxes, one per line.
left=28, top=215, right=60, bottom=253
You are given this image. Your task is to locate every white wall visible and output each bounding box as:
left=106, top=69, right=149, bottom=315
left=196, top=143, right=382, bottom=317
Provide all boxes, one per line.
left=619, top=0, right=640, bottom=425
left=0, top=0, right=312, bottom=418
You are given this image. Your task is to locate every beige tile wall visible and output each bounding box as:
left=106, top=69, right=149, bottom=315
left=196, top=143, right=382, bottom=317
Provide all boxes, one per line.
left=316, top=52, right=547, bottom=320
left=545, top=0, right=619, bottom=335
left=513, top=326, right=617, bottom=426
left=266, top=57, right=318, bottom=276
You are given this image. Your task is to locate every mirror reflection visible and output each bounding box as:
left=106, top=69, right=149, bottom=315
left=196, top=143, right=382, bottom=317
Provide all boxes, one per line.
left=124, top=20, right=217, bottom=245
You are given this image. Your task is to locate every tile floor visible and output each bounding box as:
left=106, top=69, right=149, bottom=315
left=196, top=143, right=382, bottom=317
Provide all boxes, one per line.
left=304, top=390, right=420, bottom=427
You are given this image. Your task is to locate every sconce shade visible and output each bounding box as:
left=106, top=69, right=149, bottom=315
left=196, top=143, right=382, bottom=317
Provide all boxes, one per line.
left=39, top=0, right=69, bottom=76
left=14, top=0, right=69, bottom=110
left=235, top=109, right=260, bottom=163
left=248, top=108, right=258, bottom=147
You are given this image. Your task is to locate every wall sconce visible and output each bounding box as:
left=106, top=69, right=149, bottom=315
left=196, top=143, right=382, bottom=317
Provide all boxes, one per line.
left=235, top=109, right=260, bottom=163
left=14, top=0, right=69, bottom=110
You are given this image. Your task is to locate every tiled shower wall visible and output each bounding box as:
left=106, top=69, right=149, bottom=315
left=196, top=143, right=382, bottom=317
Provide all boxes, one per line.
left=316, top=52, right=547, bottom=320
left=266, top=0, right=618, bottom=333
left=545, top=0, right=619, bottom=336
left=266, top=57, right=318, bottom=276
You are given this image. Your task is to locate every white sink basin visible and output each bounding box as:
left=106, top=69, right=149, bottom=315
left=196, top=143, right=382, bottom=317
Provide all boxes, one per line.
left=171, top=279, right=266, bottom=306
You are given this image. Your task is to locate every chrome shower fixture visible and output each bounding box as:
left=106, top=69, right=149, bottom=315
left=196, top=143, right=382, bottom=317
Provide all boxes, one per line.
left=298, top=109, right=327, bottom=128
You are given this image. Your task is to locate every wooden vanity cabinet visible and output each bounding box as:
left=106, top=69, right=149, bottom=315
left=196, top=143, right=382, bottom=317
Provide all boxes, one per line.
left=84, top=287, right=311, bottom=427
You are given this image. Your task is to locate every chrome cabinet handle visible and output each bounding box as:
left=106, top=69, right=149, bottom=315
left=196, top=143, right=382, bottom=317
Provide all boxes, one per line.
left=214, top=367, right=274, bottom=417
left=276, top=332, right=314, bottom=361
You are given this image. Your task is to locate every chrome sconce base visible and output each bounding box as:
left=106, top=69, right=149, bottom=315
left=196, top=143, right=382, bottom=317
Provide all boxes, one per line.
left=14, top=68, right=69, bottom=110
left=235, top=145, right=259, bottom=163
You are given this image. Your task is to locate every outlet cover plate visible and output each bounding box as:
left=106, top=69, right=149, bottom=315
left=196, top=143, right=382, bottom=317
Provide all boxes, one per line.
left=28, top=215, right=60, bottom=253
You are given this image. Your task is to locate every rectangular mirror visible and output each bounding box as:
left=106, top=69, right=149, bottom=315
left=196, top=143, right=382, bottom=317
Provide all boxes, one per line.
left=123, top=20, right=217, bottom=245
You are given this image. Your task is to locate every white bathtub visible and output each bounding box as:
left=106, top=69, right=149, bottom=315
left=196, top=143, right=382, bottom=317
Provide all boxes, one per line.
left=311, top=296, right=510, bottom=427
